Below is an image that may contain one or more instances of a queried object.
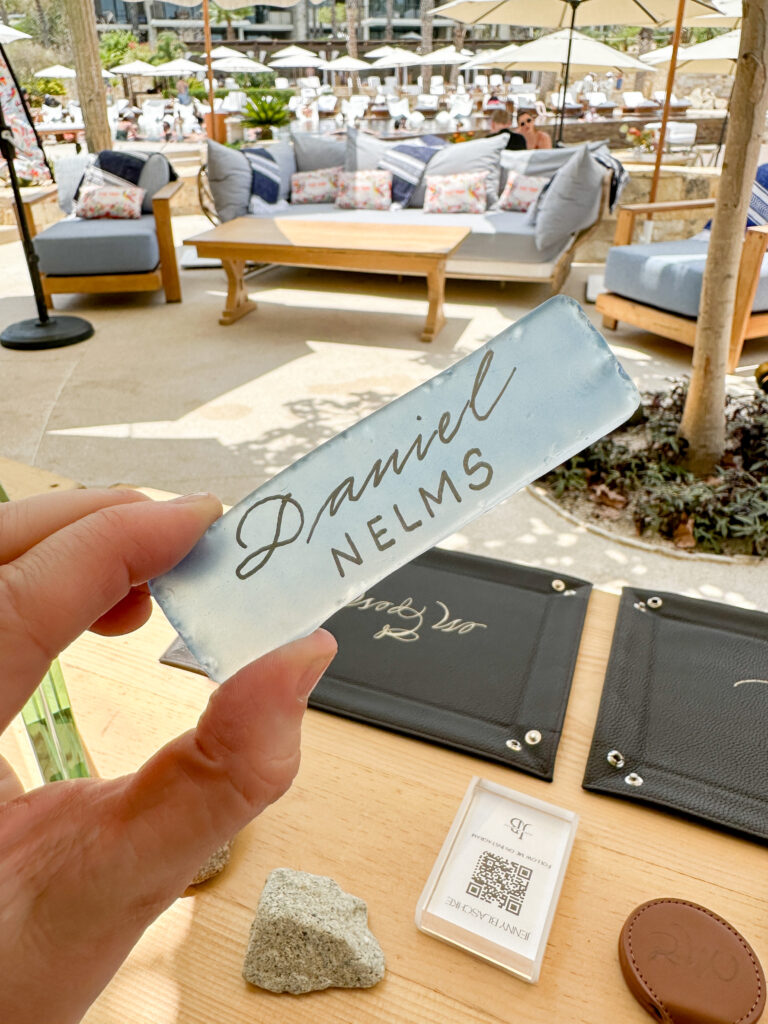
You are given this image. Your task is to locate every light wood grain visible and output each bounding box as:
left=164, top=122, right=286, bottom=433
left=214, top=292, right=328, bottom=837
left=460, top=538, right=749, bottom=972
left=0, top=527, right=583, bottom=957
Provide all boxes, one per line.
left=3, top=464, right=766, bottom=1024
left=186, top=218, right=469, bottom=343
left=186, top=217, right=470, bottom=258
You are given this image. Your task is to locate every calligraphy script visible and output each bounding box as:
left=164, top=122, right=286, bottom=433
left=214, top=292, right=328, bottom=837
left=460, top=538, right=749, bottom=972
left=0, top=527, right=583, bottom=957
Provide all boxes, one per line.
left=234, top=350, right=516, bottom=581
left=346, top=593, right=488, bottom=643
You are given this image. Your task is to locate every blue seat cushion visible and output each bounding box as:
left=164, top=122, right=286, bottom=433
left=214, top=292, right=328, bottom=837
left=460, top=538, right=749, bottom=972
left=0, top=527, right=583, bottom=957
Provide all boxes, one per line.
left=34, top=215, right=160, bottom=276
left=605, top=237, right=768, bottom=318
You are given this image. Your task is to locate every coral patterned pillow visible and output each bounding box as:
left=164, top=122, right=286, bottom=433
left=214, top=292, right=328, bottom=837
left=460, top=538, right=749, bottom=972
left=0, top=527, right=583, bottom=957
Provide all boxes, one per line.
left=290, top=166, right=342, bottom=204
left=335, top=170, right=392, bottom=210
left=423, top=172, right=487, bottom=214
left=75, top=183, right=145, bottom=219
left=498, top=171, right=549, bottom=212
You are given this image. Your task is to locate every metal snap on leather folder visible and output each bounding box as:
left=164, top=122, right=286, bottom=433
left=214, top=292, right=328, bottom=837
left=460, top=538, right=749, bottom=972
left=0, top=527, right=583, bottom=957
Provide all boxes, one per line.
left=309, top=548, right=591, bottom=780
left=583, top=586, right=768, bottom=843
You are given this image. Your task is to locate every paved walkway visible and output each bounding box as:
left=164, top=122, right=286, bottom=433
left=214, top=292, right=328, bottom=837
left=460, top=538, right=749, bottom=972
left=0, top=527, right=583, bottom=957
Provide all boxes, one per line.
left=2, top=213, right=766, bottom=609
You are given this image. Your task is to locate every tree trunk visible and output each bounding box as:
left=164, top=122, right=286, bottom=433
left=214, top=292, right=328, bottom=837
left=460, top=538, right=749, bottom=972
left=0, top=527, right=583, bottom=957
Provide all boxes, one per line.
left=419, top=0, right=433, bottom=92
left=346, top=0, right=359, bottom=58
left=33, top=0, right=51, bottom=47
left=450, top=23, right=466, bottom=85
left=62, top=0, right=112, bottom=154
left=679, top=0, right=768, bottom=474
left=385, top=0, right=393, bottom=42
left=331, top=0, right=338, bottom=39
left=0, top=1, right=12, bottom=29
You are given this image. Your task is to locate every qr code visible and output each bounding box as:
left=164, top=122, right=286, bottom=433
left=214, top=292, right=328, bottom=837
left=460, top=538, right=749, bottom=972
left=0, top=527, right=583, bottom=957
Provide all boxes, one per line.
left=466, top=851, right=533, bottom=916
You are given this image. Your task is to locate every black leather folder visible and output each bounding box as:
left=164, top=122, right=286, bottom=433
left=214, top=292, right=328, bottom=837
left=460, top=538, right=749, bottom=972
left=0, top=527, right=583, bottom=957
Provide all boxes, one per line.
left=583, top=586, right=768, bottom=842
left=310, top=548, right=591, bottom=780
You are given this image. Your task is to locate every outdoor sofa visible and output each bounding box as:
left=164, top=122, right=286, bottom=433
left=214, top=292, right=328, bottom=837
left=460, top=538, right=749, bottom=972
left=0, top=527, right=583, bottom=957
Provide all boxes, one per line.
left=206, top=132, right=617, bottom=293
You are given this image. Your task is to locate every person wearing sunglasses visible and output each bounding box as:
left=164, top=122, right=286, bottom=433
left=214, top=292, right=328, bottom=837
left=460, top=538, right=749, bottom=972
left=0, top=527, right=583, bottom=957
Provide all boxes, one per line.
left=516, top=109, right=552, bottom=150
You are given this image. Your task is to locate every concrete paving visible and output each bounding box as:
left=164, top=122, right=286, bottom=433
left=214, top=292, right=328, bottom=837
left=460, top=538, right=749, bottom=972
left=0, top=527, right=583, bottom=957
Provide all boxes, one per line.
left=2, top=213, right=767, bottom=610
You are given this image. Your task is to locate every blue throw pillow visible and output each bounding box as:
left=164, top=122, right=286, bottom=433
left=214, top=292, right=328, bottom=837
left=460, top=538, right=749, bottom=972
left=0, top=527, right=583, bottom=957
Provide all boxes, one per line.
left=747, top=164, right=768, bottom=226
left=377, top=139, right=445, bottom=207
left=242, top=147, right=281, bottom=205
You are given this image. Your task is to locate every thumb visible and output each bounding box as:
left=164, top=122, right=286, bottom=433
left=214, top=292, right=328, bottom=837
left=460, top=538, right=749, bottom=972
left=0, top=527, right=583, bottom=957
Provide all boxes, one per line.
left=115, top=627, right=337, bottom=892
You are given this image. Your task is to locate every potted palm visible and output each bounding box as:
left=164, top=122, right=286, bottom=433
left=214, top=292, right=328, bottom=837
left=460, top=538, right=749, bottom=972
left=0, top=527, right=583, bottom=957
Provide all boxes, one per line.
left=241, top=94, right=292, bottom=140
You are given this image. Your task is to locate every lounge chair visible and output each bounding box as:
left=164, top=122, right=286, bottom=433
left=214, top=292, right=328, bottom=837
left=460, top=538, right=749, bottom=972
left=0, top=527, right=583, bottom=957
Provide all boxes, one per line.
left=596, top=197, right=768, bottom=372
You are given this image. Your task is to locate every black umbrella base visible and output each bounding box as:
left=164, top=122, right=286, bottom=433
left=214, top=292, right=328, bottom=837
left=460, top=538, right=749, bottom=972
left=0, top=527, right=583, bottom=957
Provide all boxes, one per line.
left=1, top=315, right=94, bottom=350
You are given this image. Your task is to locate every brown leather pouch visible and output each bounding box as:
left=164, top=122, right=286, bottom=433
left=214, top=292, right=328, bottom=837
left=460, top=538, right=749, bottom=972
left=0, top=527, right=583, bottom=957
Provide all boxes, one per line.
left=619, top=898, right=765, bottom=1024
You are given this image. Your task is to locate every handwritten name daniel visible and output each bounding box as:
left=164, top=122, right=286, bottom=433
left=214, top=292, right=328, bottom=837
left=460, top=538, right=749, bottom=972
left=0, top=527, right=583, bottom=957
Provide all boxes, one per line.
left=234, top=350, right=516, bottom=581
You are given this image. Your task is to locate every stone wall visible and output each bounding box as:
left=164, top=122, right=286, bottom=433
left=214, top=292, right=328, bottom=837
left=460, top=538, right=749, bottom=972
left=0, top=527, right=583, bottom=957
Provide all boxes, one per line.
left=577, top=164, right=720, bottom=263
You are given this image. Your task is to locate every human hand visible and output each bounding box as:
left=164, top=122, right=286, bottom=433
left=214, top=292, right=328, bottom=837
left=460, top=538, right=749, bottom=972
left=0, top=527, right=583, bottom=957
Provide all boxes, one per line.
left=0, top=488, right=336, bottom=1024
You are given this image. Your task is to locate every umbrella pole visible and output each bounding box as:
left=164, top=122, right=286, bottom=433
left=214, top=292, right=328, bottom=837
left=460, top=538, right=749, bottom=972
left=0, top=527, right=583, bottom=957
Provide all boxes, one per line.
left=649, top=0, right=685, bottom=206
left=202, top=0, right=221, bottom=142
left=556, top=0, right=578, bottom=146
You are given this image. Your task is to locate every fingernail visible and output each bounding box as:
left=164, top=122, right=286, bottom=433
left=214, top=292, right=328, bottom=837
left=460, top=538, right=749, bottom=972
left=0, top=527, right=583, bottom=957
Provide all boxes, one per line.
left=169, top=491, right=219, bottom=505
left=296, top=632, right=336, bottom=700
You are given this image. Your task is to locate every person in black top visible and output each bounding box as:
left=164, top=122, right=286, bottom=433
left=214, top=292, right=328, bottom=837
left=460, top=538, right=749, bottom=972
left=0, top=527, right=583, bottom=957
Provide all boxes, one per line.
left=487, top=108, right=526, bottom=150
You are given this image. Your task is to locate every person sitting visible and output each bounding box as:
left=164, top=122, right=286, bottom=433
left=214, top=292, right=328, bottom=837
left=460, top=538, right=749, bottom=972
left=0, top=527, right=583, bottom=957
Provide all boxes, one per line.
left=487, top=108, right=526, bottom=150
left=516, top=109, right=552, bottom=150
left=115, top=110, right=139, bottom=142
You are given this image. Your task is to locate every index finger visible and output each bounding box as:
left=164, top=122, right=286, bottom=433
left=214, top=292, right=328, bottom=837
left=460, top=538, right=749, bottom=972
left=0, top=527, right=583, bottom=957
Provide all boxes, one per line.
left=0, top=488, right=149, bottom=564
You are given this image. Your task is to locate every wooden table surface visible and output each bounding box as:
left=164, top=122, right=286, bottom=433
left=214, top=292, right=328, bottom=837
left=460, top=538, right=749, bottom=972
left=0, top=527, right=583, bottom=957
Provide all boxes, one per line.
left=186, top=218, right=471, bottom=259
left=2, top=465, right=766, bottom=1024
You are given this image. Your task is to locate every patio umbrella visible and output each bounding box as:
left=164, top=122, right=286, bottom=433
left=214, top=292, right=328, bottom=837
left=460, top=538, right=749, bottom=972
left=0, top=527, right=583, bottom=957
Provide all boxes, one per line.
left=0, top=24, right=30, bottom=43
left=151, top=58, right=205, bottom=77
left=365, top=45, right=397, bottom=58
left=674, top=27, right=740, bottom=72
left=209, top=45, right=242, bottom=59
left=101, top=69, right=116, bottom=79
left=271, top=45, right=317, bottom=60
left=369, top=47, right=423, bottom=67
left=640, top=42, right=689, bottom=65
left=110, top=59, right=158, bottom=76
left=688, top=0, right=740, bottom=24
left=419, top=44, right=475, bottom=65
left=211, top=55, right=271, bottom=73
left=33, top=64, right=76, bottom=79
left=431, top=0, right=721, bottom=141
left=269, top=54, right=326, bottom=68
left=321, top=55, right=371, bottom=71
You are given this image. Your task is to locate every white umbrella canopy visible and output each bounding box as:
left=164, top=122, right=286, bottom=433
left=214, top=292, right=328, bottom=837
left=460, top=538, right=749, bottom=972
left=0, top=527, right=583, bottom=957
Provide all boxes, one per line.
left=102, top=68, right=116, bottom=78
left=431, top=0, right=720, bottom=24
left=211, top=55, right=271, bottom=73
left=674, top=27, right=740, bottom=72
left=209, top=45, right=242, bottom=59
left=34, top=64, right=76, bottom=79
left=419, top=44, right=475, bottom=65
left=269, top=54, right=326, bottom=68
left=152, top=57, right=204, bottom=76
left=365, top=44, right=397, bottom=58
left=321, top=55, right=371, bottom=70
left=488, top=28, right=647, bottom=72
left=271, top=44, right=317, bottom=60
left=370, top=47, right=423, bottom=68
left=461, top=43, right=519, bottom=68
left=0, top=24, right=30, bottom=43
left=689, top=0, right=740, bottom=24
left=110, top=59, right=158, bottom=75
left=641, top=42, right=689, bottom=65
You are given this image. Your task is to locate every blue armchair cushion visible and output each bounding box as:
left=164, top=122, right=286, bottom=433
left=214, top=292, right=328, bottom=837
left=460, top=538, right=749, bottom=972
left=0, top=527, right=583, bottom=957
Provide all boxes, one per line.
left=604, top=237, right=768, bottom=318
left=242, top=147, right=281, bottom=204
left=34, top=214, right=159, bottom=276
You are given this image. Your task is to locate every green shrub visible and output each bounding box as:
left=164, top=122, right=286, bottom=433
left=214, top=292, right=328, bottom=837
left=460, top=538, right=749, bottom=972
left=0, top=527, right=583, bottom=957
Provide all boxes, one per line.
left=539, top=380, right=768, bottom=557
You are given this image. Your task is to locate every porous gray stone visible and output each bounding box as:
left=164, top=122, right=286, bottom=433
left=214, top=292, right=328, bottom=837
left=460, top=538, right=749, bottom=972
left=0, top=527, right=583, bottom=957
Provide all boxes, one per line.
left=242, top=868, right=385, bottom=994
left=189, top=840, right=233, bottom=886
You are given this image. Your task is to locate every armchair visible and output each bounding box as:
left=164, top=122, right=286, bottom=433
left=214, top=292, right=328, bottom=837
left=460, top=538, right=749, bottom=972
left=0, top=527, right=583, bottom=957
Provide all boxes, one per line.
left=596, top=198, right=768, bottom=372
left=19, top=173, right=182, bottom=308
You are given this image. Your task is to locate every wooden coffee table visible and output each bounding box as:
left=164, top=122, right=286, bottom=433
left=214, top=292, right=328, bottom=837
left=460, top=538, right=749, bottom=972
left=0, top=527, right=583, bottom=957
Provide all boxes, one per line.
left=185, top=218, right=470, bottom=342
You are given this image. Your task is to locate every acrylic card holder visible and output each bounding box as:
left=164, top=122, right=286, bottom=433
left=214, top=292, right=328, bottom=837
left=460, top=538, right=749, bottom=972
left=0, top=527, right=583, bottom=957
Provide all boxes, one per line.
left=415, top=777, right=578, bottom=983
left=583, top=586, right=768, bottom=843
left=311, top=549, right=591, bottom=779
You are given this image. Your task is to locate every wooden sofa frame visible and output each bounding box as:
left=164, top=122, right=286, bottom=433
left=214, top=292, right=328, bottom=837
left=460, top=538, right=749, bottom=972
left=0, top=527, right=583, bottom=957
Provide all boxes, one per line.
left=17, top=178, right=183, bottom=306
left=596, top=197, right=768, bottom=372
